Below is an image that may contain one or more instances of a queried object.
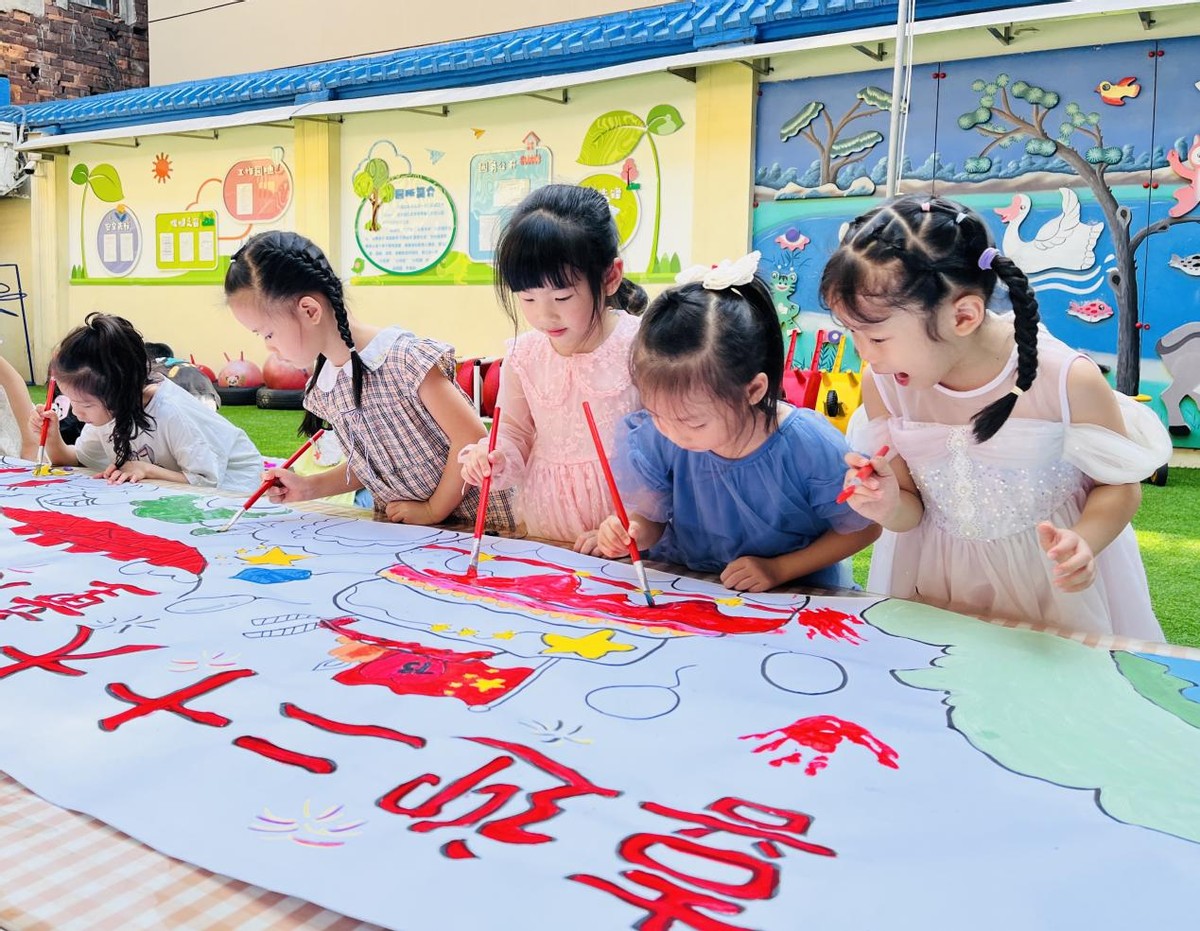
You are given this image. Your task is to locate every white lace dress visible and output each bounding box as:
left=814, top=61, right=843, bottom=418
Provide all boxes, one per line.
left=860, top=328, right=1171, bottom=640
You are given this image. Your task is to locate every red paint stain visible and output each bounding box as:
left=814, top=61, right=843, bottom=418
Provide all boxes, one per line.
left=6, top=479, right=68, bottom=488
left=233, top=735, right=337, bottom=774
left=2, top=508, right=207, bottom=575
left=793, top=607, right=865, bottom=644
left=741, top=715, right=899, bottom=776
left=442, top=839, right=477, bottom=859
left=383, top=546, right=797, bottom=636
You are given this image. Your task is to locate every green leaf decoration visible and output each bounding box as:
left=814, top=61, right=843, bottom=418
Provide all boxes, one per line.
left=1011, top=80, right=1030, bottom=98
left=1041, top=91, right=1060, bottom=109
left=856, top=86, right=892, bottom=110
left=578, top=110, right=646, bottom=166
left=971, top=79, right=986, bottom=92
left=70, top=164, right=90, bottom=186
left=1102, top=146, right=1123, bottom=165
left=88, top=164, right=124, bottom=202
left=365, top=158, right=390, bottom=184
left=1085, top=146, right=1105, bottom=164
left=830, top=129, right=883, bottom=159
left=964, top=156, right=993, bottom=174
left=380, top=182, right=395, bottom=202
left=1066, top=102, right=1081, bottom=115
left=646, top=104, right=684, bottom=136
left=1024, top=138, right=1057, bottom=157
left=996, top=73, right=1010, bottom=87
left=980, top=95, right=995, bottom=108
left=352, top=171, right=374, bottom=199
left=780, top=101, right=824, bottom=141
left=1086, top=112, right=1101, bottom=126
left=1026, top=87, right=1045, bottom=105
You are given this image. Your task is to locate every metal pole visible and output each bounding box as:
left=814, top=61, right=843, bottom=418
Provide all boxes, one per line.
left=885, top=0, right=911, bottom=198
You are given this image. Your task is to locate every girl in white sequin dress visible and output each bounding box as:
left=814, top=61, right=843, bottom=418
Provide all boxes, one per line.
left=824, top=196, right=1170, bottom=640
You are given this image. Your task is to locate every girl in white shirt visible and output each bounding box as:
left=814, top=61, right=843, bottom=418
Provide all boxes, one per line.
left=30, top=313, right=261, bottom=492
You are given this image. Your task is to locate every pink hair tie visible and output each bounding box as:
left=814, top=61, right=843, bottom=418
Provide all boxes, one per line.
left=920, top=201, right=931, bottom=212
left=978, top=247, right=1000, bottom=271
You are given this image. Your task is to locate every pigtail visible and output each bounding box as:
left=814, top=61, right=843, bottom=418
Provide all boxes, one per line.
left=611, top=278, right=648, bottom=316
left=970, top=255, right=1040, bottom=443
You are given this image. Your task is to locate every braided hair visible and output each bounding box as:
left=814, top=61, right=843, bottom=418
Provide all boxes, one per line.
left=224, top=231, right=360, bottom=438
left=632, top=275, right=784, bottom=437
left=51, top=313, right=154, bottom=467
left=494, top=184, right=647, bottom=334
left=819, top=195, right=1039, bottom=443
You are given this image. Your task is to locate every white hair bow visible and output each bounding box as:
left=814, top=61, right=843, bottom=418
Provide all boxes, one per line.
left=675, top=251, right=761, bottom=290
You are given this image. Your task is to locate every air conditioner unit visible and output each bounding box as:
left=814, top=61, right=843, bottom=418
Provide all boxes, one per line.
left=0, top=122, right=32, bottom=197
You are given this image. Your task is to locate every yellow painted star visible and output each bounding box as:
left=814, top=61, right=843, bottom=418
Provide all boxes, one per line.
left=470, top=677, right=507, bottom=693
left=491, top=630, right=517, bottom=640
left=541, top=629, right=635, bottom=660
left=715, top=596, right=744, bottom=607
left=430, top=624, right=451, bottom=632
left=237, top=546, right=311, bottom=567
left=457, top=628, right=478, bottom=637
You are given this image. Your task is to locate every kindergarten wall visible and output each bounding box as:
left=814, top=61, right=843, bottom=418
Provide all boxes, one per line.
left=752, top=7, right=1200, bottom=447
left=41, top=64, right=754, bottom=372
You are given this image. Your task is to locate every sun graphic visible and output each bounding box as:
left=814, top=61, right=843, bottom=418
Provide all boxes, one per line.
left=151, top=152, right=172, bottom=184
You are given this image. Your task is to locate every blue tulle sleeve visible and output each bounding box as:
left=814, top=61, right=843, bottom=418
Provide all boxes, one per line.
left=612, top=410, right=672, bottom=524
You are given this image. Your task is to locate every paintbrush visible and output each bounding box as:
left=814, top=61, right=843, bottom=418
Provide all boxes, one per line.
left=466, top=408, right=502, bottom=576
left=33, top=378, right=56, bottom=476
left=219, top=428, right=325, bottom=532
left=582, top=401, right=655, bottom=608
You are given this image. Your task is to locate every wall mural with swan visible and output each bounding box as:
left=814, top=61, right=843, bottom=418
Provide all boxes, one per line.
left=753, top=34, right=1200, bottom=447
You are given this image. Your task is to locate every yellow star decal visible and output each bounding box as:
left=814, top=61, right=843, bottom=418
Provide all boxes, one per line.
left=457, top=628, right=478, bottom=637
left=541, top=629, right=635, bottom=660
left=430, top=624, right=451, bottom=632
left=470, top=677, right=507, bottom=692
left=491, top=630, right=516, bottom=640
left=715, top=596, right=744, bottom=607
left=237, top=546, right=311, bottom=567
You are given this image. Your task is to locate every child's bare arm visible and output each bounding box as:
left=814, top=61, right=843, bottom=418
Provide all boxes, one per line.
left=0, top=358, right=37, bottom=459
left=721, top=524, right=882, bottom=593
left=392, top=365, right=487, bottom=525
left=27, top=405, right=79, bottom=466
left=842, top=374, right=923, bottom=531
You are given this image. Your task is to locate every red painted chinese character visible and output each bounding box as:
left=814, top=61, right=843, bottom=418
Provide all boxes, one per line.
left=0, top=625, right=163, bottom=678
left=99, top=668, right=255, bottom=731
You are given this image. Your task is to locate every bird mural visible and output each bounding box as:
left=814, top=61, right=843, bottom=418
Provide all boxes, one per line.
left=994, top=188, right=1103, bottom=275
left=1095, top=77, right=1141, bottom=106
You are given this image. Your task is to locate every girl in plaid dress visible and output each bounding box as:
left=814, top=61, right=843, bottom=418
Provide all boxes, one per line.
left=225, top=232, right=515, bottom=531
left=459, top=185, right=646, bottom=551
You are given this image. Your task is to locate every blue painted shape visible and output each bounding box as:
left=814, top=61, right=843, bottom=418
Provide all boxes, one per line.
left=1136, top=653, right=1200, bottom=704
left=233, top=567, right=313, bottom=584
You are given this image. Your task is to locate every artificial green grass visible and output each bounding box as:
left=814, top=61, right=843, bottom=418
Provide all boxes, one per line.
left=26, top=388, right=1200, bottom=647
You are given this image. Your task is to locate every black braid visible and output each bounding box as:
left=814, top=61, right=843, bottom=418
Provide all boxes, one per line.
left=226, top=231, right=358, bottom=438
left=970, top=255, right=1040, bottom=443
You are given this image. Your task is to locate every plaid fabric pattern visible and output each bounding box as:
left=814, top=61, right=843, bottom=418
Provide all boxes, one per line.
left=0, top=771, right=381, bottom=931
left=306, top=331, right=516, bottom=532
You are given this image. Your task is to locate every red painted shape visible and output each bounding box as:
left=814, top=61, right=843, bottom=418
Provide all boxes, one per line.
left=569, top=870, right=749, bottom=931
left=740, top=715, right=899, bottom=775
left=2, top=508, right=207, bottom=575
left=645, top=797, right=835, bottom=859
left=325, top=618, right=535, bottom=708
left=99, top=668, right=256, bottom=731
left=0, top=625, right=163, bottom=678
left=1, top=579, right=157, bottom=622
left=378, top=736, right=620, bottom=846
left=6, top=479, right=68, bottom=488
left=0, top=468, right=27, bottom=473
left=233, top=735, right=337, bottom=774
left=793, top=607, right=865, bottom=644
left=382, top=546, right=797, bottom=637
left=441, top=839, right=478, bottom=859
left=620, top=832, right=778, bottom=900
left=280, top=701, right=426, bottom=749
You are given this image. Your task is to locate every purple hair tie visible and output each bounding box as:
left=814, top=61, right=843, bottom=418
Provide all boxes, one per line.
left=978, top=247, right=1000, bottom=271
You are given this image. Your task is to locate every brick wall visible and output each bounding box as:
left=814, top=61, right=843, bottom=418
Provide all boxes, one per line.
left=1, top=0, right=148, bottom=106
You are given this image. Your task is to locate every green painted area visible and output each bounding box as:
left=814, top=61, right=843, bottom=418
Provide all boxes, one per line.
left=131, top=495, right=236, bottom=524
left=69, top=256, right=231, bottom=286
left=865, top=598, right=1200, bottom=843
left=1114, top=652, right=1200, bottom=730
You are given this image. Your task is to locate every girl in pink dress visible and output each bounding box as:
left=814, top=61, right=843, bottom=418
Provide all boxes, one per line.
left=459, top=184, right=646, bottom=551
left=825, top=196, right=1170, bottom=639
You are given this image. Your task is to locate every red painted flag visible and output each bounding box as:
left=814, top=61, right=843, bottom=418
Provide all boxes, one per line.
left=325, top=618, right=535, bottom=708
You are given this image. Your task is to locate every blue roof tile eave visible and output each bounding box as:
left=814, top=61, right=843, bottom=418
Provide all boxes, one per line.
left=1, top=0, right=1061, bottom=136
